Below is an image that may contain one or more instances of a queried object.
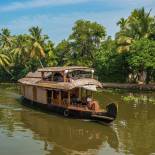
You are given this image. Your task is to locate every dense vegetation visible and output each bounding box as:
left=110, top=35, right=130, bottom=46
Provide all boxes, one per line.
left=0, top=7, right=155, bottom=83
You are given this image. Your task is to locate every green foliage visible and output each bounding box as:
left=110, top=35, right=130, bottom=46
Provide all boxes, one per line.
left=116, top=7, right=155, bottom=53
left=94, top=37, right=127, bottom=82
left=129, top=39, right=155, bottom=69
left=122, top=95, right=155, bottom=104
left=0, top=8, right=155, bottom=84
left=55, top=39, right=70, bottom=66
left=0, top=26, right=56, bottom=81
left=128, top=39, right=155, bottom=83
left=68, top=19, right=106, bottom=66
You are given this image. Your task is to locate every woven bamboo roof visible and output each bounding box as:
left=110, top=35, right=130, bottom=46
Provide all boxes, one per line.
left=18, top=78, right=41, bottom=85
left=19, top=77, right=102, bottom=90
left=18, top=66, right=101, bottom=90
left=26, top=71, right=42, bottom=78
left=37, top=78, right=102, bottom=90
left=38, top=66, right=93, bottom=72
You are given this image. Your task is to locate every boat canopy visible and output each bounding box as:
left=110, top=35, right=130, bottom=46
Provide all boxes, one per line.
left=18, top=66, right=102, bottom=90
left=19, top=77, right=102, bottom=90
left=81, top=85, right=97, bottom=91
left=38, top=66, right=93, bottom=73
left=37, top=78, right=102, bottom=90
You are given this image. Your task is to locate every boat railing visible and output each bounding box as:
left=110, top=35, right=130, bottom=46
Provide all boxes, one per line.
left=69, top=103, right=88, bottom=109
left=71, top=74, right=98, bottom=80
left=48, top=97, right=89, bottom=109
left=48, top=98, right=69, bottom=106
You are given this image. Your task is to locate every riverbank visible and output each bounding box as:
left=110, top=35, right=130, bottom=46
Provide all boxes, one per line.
left=102, top=83, right=155, bottom=91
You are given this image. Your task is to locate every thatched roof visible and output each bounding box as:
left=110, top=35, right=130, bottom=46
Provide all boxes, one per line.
left=18, top=67, right=101, bottom=90
left=18, top=78, right=41, bottom=85
left=26, top=71, right=42, bottom=78
left=19, top=77, right=102, bottom=90
left=38, top=66, right=93, bottom=72
left=18, top=70, right=42, bottom=85
left=37, top=78, right=102, bottom=90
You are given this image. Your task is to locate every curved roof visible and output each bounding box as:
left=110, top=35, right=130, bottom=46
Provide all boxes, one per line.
left=18, top=67, right=101, bottom=90
left=38, top=66, right=93, bottom=72
left=18, top=78, right=41, bottom=85
left=26, top=71, right=42, bottom=78
left=19, top=78, right=102, bottom=90
left=37, top=78, right=102, bottom=90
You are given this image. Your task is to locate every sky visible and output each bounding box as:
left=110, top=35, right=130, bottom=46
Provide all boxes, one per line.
left=0, top=0, right=155, bottom=44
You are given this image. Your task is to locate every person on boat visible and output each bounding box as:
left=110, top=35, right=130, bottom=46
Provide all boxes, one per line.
left=71, top=93, right=81, bottom=105
left=86, top=96, right=100, bottom=112
left=86, top=96, right=93, bottom=108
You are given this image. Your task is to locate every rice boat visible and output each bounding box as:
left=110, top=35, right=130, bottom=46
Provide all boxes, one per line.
left=18, top=66, right=118, bottom=124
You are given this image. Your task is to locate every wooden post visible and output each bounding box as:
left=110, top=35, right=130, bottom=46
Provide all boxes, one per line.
left=51, top=73, right=53, bottom=81
left=41, top=71, right=44, bottom=80
left=59, top=90, right=61, bottom=104
left=63, top=71, right=66, bottom=82
left=81, top=88, right=83, bottom=98
left=86, top=90, right=88, bottom=96
left=79, top=88, right=81, bottom=100
left=51, top=90, right=53, bottom=103
left=92, top=73, right=94, bottom=78
left=91, top=70, right=94, bottom=79
left=68, top=90, right=70, bottom=105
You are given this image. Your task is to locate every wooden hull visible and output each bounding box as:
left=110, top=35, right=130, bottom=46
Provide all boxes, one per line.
left=21, top=97, right=117, bottom=124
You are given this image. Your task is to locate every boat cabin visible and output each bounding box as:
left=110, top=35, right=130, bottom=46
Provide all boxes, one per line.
left=19, top=66, right=102, bottom=112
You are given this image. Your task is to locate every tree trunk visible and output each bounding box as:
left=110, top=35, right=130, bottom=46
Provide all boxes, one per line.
left=138, top=70, right=146, bottom=84
left=145, top=68, right=151, bottom=84
left=39, top=59, right=44, bottom=68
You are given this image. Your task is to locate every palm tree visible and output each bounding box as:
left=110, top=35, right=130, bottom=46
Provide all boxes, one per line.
left=128, top=7, right=153, bottom=39
left=0, top=52, right=10, bottom=68
left=117, top=18, right=128, bottom=30
left=0, top=49, right=12, bottom=77
left=28, top=26, right=47, bottom=67
left=11, top=34, right=29, bottom=65
left=0, top=28, right=12, bottom=49
left=116, top=7, right=155, bottom=53
left=45, top=40, right=57, bottom=66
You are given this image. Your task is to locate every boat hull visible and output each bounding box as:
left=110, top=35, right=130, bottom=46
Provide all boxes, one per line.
left=21, top=97, right=116, bottom=124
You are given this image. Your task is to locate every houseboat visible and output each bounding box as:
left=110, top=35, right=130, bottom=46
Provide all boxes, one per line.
left=18, top=66, right=118, bottom=124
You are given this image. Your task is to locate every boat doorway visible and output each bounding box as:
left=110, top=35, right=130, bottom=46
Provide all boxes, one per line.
left=47, top=90, right=52, bottom=104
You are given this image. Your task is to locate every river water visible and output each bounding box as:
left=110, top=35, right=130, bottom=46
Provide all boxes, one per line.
left=0, top=84, right=155, bottom=155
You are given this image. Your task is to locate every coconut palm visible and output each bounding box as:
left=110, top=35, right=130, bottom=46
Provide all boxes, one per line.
left=0, top=50, right=12, bottom=78
left=0, top=52, right=10, bottom=68
left=29, top=26, right=47, bottom=67
left=0, top=28, right=12, bottom=49
left=117, top=18, right=128, bottom=30
left=116, top=7, right=155, bottom=53
left=11, top=34, right=30, bottom=65
left=128, top=7, right=153, bottom=39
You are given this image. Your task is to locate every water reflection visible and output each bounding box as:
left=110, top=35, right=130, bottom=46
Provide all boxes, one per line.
left=21, top=110, right=119, bottom=155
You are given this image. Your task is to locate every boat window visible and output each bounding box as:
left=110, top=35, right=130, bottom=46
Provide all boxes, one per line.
left=61, top=91, right=68, bottom=104
left=68, top=70, right=92, bottom=80
left=53, top=90, right=59, bottom=99
left=47, top=90, right=52, bottom=104
left=43, top=73, right=52, bottom=81
left=53, top=72, right=64, bottom=82
left=70, top=88, right=81, bottom=105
